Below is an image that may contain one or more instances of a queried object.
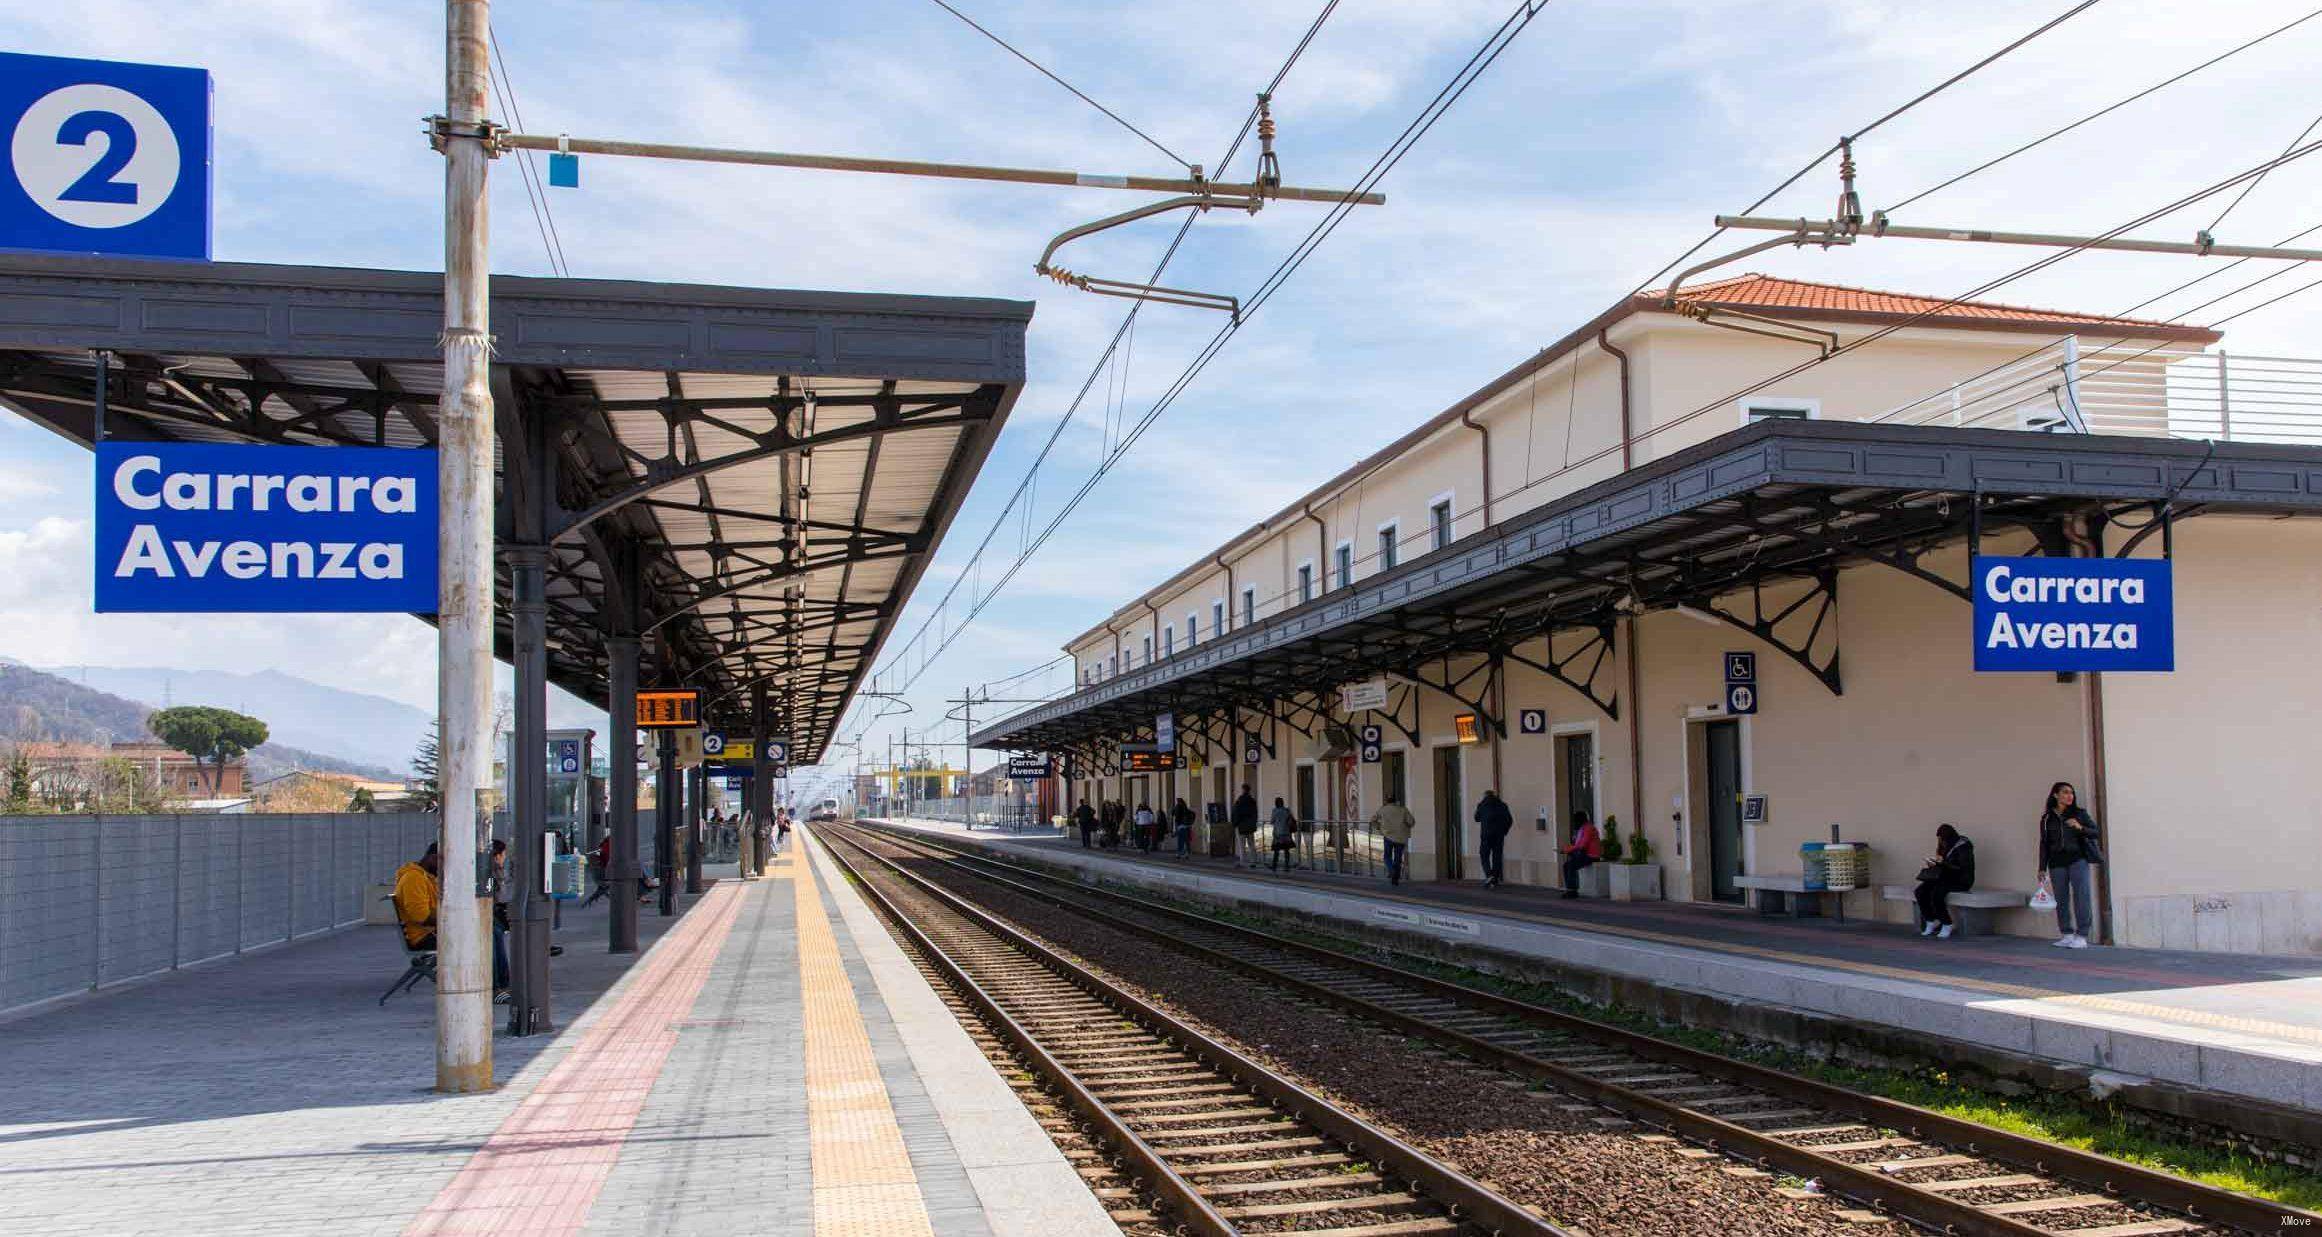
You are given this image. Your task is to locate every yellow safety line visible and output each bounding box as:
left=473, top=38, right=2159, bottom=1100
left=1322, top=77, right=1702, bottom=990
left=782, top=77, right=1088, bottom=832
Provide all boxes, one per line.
left=794, top=837, right=936, bottom=1237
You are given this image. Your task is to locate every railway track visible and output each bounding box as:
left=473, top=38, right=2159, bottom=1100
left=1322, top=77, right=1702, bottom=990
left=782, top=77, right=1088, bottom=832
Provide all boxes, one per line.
left=810, top=822, right=1567, bottom=1237
left=840, top=820, right=2321, bottom=1237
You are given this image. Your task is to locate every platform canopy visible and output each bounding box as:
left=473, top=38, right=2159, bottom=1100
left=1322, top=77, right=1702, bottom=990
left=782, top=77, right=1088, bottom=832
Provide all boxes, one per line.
left=972, top=420, right=2322, bottom=761
left=0, top=254, right=1032, bottom=763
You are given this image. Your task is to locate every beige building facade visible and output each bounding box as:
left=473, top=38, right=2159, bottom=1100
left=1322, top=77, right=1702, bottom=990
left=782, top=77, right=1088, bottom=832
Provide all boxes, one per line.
left=983, top=275, right=2322, bottom=956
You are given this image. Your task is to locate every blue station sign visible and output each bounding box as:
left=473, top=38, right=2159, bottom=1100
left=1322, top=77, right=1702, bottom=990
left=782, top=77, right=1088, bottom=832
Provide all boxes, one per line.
left=1972, top=555, right=2173, bottom=673
left=95, top=442, right=439, bottom=613
left=0, top=52, right=212, bottom=261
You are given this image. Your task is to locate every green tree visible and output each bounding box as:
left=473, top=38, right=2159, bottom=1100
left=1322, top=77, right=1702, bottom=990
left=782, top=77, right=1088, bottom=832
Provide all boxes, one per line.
left=147, top=705, right=269, bottom=795
left=2, top=745, right=35, bottom=814
left=410, top=721, right=442, bottom=814
left=349, top=786, right=378, bottom=813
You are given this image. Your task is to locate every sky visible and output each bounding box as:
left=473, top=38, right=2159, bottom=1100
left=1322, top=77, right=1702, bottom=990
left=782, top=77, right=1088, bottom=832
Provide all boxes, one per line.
left=2, top=0, right=2318, bottom=778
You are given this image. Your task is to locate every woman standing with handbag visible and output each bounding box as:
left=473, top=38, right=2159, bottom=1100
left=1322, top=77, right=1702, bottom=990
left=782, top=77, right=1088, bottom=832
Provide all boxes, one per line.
left=2038, top=781, right=2103, bottom=948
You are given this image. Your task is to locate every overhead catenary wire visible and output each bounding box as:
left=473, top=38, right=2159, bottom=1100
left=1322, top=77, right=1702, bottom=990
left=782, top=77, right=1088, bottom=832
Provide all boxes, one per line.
left=2204, top=105, right=2322, bottom=235
left=923, top=0, right=1195, bottom=173
left=877, top=0, right=1551, bottom=713
left=1884, top=5, right=2322, bottom=216
left=487, top=28, right=570, bottom=277
left=846, top=1, right=1347, bottom=730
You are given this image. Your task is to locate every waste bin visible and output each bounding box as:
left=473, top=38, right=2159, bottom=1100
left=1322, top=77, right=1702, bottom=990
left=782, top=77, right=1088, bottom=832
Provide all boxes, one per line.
left=1799, top=842, right=1829, bottom=891
left=1823, top=842, right=1864, bottom=892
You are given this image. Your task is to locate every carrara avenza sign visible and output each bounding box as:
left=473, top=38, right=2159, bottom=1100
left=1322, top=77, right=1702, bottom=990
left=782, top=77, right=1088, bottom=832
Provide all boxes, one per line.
left=94, top=442, right=439, bottom=613
left=1971, top=555, right=2172, bottom=673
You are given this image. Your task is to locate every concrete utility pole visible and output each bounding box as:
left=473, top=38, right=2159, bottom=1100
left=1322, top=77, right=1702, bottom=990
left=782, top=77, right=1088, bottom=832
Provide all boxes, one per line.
left=433, top=0, right=495, bottom=1094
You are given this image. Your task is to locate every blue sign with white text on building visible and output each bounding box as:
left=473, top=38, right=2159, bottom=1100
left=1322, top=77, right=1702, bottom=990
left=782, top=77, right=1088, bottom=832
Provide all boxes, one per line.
left=94, top=442, right=439, bottom=613
left=1972, top=555, right=2173, bottom=672
left=0, top=52, right=212, bottom=260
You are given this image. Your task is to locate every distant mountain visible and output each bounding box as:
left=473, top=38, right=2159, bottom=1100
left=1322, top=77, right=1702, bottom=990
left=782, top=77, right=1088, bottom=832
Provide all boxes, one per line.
left=0, top=663, right=397, bottom=782
left=40, top=664, right=430, bottom=773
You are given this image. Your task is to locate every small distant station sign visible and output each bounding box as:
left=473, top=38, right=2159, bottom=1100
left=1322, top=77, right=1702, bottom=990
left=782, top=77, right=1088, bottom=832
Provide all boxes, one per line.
left=1972, top=556, right=2174, bottom=672
left=93, top=442, right=438, bottom=612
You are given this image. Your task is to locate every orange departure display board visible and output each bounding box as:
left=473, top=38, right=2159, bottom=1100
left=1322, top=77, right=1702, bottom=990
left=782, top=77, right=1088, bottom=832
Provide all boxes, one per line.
left=636, top=690, right=700, bottom=729
left=1452, top=712, right=1482, bottom=745
left=1122, top=747, right=1181, bottom=772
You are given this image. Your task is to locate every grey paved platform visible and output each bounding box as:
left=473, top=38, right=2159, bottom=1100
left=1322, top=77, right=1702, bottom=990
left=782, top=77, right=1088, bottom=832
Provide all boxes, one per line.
left=0, top=848, right=1111, bottom=1236
left=881, top=817, right=2322, bottom=1117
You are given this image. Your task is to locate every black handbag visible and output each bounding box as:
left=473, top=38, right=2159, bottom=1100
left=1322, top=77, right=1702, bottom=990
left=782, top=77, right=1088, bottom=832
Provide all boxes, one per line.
left=1915, top=863, right=1944, bottom=883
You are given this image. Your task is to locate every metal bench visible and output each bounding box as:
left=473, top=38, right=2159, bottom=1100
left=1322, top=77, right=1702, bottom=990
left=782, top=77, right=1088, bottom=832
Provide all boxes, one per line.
left=1732, top=874, right=1863, bottom=921
left=379, top=895, right=436, bottom=1006
left=1879, top=885, right=2032, bottom=937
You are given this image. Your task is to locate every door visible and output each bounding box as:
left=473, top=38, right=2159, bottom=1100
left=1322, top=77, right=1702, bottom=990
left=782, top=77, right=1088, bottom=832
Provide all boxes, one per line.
left=1295, top=765, right=1316, bottom=823
left=1558, top=733, right=1595, bottom=843
left=1433, top=745, right=1464, bottom=880
left=1706, top=720, right=1744, bottom=902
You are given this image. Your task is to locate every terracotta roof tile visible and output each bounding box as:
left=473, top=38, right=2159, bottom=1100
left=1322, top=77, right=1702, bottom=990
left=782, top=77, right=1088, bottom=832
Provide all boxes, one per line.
left=1647, top=272, right=2194, bottom=332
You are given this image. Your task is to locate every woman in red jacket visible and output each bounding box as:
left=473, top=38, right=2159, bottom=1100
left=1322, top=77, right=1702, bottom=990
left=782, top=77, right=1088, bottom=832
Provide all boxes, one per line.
left=1559, top=810, right=1601, bottom=899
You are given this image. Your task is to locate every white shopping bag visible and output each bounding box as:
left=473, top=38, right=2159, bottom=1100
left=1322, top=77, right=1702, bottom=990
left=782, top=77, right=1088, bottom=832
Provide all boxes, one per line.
left=2029, top=873, right=2057, bottom=911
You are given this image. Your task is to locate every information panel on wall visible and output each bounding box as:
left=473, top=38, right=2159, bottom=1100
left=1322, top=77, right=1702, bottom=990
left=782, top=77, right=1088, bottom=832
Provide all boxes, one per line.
left=1971, top=555, right=2174, bottom=672
left=94, top=442, right=438, bottom=612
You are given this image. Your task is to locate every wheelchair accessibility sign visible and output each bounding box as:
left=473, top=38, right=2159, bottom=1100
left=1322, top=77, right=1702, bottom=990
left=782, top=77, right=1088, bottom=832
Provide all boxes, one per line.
left=1, top=53, right=212, bottom=260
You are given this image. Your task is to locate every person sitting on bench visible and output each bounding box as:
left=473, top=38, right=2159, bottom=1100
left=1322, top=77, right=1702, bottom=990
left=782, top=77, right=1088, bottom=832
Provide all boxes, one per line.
left=1915, top=823, right=1976, bottom=940
left=393, top=843, right=509, bottom=997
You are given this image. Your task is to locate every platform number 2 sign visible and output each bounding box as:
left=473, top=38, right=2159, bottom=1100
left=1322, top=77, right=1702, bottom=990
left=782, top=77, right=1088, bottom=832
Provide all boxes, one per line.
left=1, top=53, right=212, bottom=260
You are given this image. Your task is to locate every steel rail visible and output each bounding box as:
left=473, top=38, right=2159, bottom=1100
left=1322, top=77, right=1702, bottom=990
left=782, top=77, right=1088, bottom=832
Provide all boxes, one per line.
left=816, top=824, right=1570, bottom=1237
left=852, top=821, right=2319, bottom=1237
left=806, top=827, right=1235, bottom=1236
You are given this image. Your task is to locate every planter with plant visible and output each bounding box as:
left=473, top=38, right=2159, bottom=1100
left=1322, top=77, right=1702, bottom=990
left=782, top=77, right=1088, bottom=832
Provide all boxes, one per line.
left=1606, top=816, right=1663, bottom=901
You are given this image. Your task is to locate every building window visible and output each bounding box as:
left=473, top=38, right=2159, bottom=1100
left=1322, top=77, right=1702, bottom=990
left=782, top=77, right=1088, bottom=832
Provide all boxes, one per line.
left=1429, top=495, right=1454, bottom=551
left=1186, top=614, right=1198, bottom=646
left=1739, top=397, right=1818, bottom=424
left=1378, top=521, right=1400, bottom=571
left=1334, top=540, right=1353, bottom=590
left=1383, top=749, right=1407, bottom=807
left=1108, top=654, right=1117, bottom=677
left=1296, top=561, right=1314, bottom=604
left=1241, top=587, right=1256, bottom=627
left=1212, top=598, right=1226, bottom=634
left=1162, top=627, right=1173, bottom=657
left=1142, top=635, right=1153, bottom=665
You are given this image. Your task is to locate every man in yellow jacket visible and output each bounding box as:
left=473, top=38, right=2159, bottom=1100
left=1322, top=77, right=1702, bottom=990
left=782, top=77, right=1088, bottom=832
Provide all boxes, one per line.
left=392, top=845, right=442, bottom=949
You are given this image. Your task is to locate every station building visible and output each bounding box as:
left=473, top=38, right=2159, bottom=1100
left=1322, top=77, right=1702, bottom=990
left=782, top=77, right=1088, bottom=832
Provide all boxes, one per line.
left=974, top=274, right=2322, bottom=955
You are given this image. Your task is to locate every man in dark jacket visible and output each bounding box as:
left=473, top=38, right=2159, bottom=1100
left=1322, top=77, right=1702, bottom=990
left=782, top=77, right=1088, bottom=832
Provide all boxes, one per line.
left=1230, top=786, right=1260, bottom=867
left=1473, top=789, right=1514, bottom=887
left=1073, top=799, right=1097, bottom=848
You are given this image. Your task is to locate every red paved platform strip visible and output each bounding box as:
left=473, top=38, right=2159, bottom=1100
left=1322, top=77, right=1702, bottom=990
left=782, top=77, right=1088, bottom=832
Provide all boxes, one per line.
left=407, top=883, right=748, bottom=1236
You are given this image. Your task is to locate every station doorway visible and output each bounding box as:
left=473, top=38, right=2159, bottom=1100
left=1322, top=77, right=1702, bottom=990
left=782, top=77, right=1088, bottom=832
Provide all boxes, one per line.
left=1295, top=764, right=1317, bottom=823
left=1433, top=745, right=1464, bottom=880
left=1553, top=729, right=1595, bottom=845
left=1688, top=718, right=1746, bottom=903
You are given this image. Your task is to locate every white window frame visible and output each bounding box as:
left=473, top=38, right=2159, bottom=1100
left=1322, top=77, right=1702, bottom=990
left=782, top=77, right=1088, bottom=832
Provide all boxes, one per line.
left=1333, top=539, right=1354, bottom=590
left=1376, top=519, right=1401, bottom=571
left=1211, top=597, right=1226, bottom=635
left=1295, top=558, right=1315, bottom=604
left=1736, top=396, right=1819, bottom=426
left=1240, top=586, right=1257, bottom=627
left=1142, top=634, right=1153, bottom=665
left=1185, top=613, right=1199, bottom=646
left=1161, top=626, right=1174, bottom=657
left=1427, top=490, right=1456, bottom=551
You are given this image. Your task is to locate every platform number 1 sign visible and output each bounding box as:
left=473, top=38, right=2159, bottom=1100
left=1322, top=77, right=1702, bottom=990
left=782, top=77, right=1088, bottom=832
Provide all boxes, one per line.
left=1, top=53, right=212, bottom=260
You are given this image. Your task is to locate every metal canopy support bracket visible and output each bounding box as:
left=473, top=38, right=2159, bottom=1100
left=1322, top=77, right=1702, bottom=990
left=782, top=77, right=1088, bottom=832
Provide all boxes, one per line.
left=1404, top=655, right=1505, bottom=738
left=1503, top=621, right=1620, bottom=721
left=1688, top=568, right=1843, bottom=696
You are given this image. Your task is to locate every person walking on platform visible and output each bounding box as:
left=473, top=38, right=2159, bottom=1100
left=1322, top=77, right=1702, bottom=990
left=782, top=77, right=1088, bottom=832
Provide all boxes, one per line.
left=1231, top=785, right=1261, bottom=867
left=1170, top=798, right=1195, bottom=858
left=1558, top=809, right=1601, bottom=898
left=1267, top=796, right=1298, bottom=871
left=2039, top=782, right=2102, bottom=948
left=1368, top=793, right=1414, bottom=885
left=1915, top=823, right=1976, bottom=938
left=1133, top=802, right=1157, bottom=853
left=1474, top=789, right=1514, bottom=888
left=1074, top=799, right=1097, bottom=848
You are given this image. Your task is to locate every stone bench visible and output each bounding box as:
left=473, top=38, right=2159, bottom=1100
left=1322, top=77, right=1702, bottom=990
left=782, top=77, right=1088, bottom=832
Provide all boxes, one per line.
left=1732, top=874, right=1864, bottom=921
left=1879, top=885, right=2032, bottom=936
